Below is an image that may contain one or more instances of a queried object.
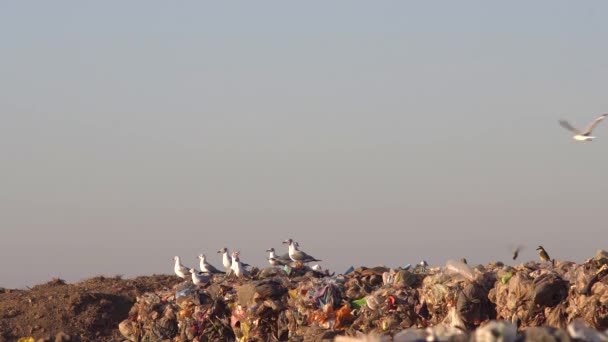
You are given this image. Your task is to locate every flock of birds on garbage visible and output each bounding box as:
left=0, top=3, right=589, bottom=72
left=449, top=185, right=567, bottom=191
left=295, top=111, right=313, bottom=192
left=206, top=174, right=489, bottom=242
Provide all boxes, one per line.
left=171, top=113, right=607, bottom=286
left=173, top=238, right=322, bottom=285
left=173, top=238, right=559, bottom=286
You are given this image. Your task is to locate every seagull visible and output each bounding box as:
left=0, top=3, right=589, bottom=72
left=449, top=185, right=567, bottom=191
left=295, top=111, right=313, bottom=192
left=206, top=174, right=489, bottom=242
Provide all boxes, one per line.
left=230, top=251, right=247, bottom=277
left=198, top=254, right=223, bottom=274
left=268, top=256, right=288, bottom=267
left=173, top=256, right=190, bottom=279
left=282, top=238, right=321, bottom=264
left=559, top=113, right=608, bottom=141
left=218, top=247, right=232, bottom=270
left=189, top=268, right=211, bottom=286
left=217, top=247, right=249, bottom=271
left=266, top=247, right=292, bottom=266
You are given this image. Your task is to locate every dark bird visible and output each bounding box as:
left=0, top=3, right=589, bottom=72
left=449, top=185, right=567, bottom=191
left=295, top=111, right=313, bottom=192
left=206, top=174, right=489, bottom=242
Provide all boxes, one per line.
left=512, top=246, right=523, bottom=260
left=536, top=246, right=551, bottom=262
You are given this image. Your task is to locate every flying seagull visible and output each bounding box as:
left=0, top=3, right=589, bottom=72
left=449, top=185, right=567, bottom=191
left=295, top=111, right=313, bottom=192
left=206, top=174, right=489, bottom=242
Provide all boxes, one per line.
left=559, top=113, right=608, bottom=141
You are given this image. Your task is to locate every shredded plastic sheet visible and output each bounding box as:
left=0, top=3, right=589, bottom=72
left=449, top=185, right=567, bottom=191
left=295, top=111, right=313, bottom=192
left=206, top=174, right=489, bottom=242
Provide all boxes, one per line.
left=445, top=259, right=475, bottom=282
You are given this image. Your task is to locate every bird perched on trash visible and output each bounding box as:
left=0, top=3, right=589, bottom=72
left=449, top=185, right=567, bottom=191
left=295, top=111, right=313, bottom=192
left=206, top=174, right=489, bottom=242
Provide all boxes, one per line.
left=266, top=247, right=292, bottom=266
left=189, top=268, right=211, bottom=286
left=559, top=113, right=608, bottom=141
left=537, top=246, right=551, bottom=262
left=268, top=257, right=286, bottom=267
left=230, top=251, right=248, bottom=278
left=218, top=247, right=249, bottom=271
left=283, top=238, right=321, bottom=265
left=198, top=254, right=223, bottom=274
left=217, top=247, right=232, bottom=270
left=173, top=256, right=190, bottom=279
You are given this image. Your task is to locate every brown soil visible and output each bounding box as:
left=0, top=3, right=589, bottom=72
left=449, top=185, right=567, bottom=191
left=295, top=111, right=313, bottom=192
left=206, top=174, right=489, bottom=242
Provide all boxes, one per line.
left=0, top=275, right=181, bottom=342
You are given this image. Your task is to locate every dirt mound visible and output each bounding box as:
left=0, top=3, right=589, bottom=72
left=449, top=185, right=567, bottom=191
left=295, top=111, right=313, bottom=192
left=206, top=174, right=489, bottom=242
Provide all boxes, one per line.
left=0, top=275, right=180, bottom=342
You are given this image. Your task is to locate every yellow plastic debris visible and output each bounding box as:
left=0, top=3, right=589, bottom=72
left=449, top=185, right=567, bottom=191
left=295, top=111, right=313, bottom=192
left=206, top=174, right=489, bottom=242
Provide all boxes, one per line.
left=238, top=322, right=250, bottom=342
left=288, top=288, right=298, bottom=299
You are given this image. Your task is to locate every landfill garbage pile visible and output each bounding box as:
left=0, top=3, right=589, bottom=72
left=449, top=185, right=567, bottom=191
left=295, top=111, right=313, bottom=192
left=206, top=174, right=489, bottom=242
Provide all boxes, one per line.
left=118, top=250, right=608, bottom=341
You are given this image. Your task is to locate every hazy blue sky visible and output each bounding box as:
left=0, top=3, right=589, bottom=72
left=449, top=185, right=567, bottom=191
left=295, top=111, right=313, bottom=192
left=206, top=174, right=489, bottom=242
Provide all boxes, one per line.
left=2, top=2, right=608, bottom=288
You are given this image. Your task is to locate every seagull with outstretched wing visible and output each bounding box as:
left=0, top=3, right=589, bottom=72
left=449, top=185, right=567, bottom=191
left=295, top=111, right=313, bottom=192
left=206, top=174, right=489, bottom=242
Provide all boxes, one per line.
left=559, top=113, right=608, bottom=141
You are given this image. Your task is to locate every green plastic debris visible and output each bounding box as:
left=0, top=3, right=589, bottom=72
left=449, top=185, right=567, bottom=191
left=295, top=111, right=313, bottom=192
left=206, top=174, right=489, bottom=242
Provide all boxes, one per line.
left=501, top=272, right=513, bottom=285
left=351, top=297, right=367, bottom=309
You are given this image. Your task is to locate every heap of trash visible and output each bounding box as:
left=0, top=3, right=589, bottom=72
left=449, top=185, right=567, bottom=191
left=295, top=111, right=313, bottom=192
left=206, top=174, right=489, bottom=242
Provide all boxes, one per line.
left=119, top=250, right=608, bottom=341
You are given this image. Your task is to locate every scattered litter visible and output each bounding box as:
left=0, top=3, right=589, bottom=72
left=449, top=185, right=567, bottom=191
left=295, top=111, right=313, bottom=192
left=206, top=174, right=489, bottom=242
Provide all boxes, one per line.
left=117, top=251, right=608, bottom=341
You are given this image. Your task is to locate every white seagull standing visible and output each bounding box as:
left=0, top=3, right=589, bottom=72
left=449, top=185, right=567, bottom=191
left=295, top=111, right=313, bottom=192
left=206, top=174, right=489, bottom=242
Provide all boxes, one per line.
left=198, top=254, right=223, bottom=274
left=217, top=247, right=232, bottom=270
left=230, top=251, right=248, bottom=278
left=559, top=113, right=608, bottom=141
left=173, top=256, right=190, bottom=279
left=283, top=238, right=321, bottom=265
